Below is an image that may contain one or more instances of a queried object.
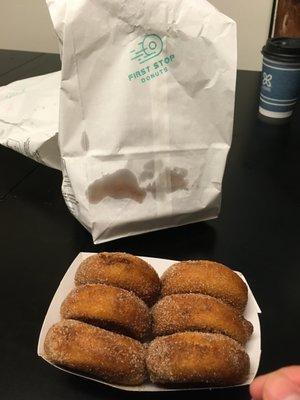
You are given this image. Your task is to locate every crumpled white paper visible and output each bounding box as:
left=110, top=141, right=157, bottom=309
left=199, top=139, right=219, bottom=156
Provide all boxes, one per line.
left=45, top=0, right=237, bottom=244
left=38, top=253, right=261, bottom=392
left=0, top=71, right=61, bottom=170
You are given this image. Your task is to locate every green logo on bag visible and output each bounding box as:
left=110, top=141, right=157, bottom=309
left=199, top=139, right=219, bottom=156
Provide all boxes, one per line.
left=128, top=34, right=175, bottom=85
left=130, top=34, right=163, bottom=64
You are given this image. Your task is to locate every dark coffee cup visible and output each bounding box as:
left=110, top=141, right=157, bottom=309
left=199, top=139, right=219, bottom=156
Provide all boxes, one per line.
left=259, top=37, right=300, bottom=120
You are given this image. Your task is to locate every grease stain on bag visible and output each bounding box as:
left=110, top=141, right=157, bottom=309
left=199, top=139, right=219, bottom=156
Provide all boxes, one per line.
left=87, top=169, right=146, bottom=204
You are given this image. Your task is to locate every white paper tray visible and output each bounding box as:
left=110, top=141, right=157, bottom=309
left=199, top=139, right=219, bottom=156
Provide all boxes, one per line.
left=38, top=253, right=261, bottom=392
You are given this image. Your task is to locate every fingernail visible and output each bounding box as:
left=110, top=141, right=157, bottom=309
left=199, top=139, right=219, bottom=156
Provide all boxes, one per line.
left=283, top=396, right=300, bottom=400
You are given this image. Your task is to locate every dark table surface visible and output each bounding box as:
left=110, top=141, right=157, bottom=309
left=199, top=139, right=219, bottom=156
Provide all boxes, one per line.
left=0, top=50, right=299, bottom=400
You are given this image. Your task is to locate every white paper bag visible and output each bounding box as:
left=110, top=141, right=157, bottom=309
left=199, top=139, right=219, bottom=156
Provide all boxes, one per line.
left=46, top=0, right=237, bottom=243
left=0, top=72, right=61, bottom=170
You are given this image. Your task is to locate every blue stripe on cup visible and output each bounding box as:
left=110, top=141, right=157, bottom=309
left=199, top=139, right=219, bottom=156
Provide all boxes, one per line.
left=260, top=93, right=297, bottom=104
left=259, top=56, right=300, bottom=118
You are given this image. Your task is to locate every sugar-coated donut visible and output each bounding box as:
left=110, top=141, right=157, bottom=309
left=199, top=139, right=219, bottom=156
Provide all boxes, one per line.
left=61, top=284, right=151, bottom=341
left=161, top=260, right=248, bottom=311
left=75, top=252, right=160, bottom=306
left=146, top=331, right=250, bottom=385
left=44, top=319, right=147, bottom=386
left=152, top=293, right=253, bottom=345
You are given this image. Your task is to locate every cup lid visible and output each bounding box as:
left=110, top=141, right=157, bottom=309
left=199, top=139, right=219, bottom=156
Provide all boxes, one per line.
left=262, top=37, right=300, bottom=62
